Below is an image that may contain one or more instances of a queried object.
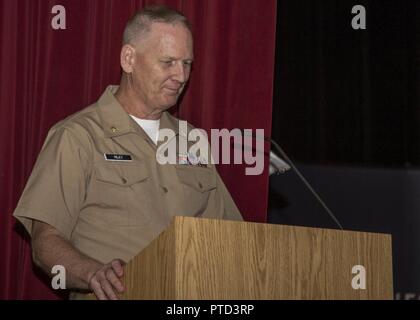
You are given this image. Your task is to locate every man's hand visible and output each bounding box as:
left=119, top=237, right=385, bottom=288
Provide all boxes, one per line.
left=88, top=259, right=126, bottom=300
left=31, top=221, right=126, bottom=300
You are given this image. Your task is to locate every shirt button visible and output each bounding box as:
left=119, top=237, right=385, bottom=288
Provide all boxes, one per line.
left=111, top=127, right=117, bottom=133
left=162, top=186, right=168, bottom=193
left=121, top=178, right=127, bottom=184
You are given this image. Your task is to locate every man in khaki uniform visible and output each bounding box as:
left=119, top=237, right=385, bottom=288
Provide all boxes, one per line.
left=13, top=6, right=242, bottom=300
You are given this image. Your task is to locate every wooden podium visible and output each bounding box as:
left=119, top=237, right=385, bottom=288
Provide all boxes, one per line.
left=114, top=216, right=392, bottom=300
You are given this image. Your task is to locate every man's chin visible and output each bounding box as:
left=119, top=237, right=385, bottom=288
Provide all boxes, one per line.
left=163, top=94, right=179, bottom=105
left=158, top=99, right=179, bottom=111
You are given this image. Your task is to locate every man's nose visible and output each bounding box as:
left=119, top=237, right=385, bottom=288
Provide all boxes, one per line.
left=172, top=62, right=188, bottom=83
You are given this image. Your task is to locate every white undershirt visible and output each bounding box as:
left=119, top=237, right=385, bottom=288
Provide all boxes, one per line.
left=130, top=115, right=160, bottom=145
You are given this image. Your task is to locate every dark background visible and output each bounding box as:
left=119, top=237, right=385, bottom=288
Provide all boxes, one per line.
left=269, top=0, right=420, bottom=299
left=272, top=0, right=419, bottom=167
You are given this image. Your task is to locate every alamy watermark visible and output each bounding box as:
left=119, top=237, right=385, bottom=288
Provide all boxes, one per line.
left=51, top=5, right=66, bottom=30
left=51, top=265, right=66, bottom=289
left=351, top=264, right=366, bottom=290
left=156, top=121, right=265, bottom=176
left=351, top=5, right=366, bottom=30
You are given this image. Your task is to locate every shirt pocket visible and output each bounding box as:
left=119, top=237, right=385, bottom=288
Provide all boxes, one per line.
left=175, top=165, right=217, bottom=216
left=90, top=162, right=153, bottom=227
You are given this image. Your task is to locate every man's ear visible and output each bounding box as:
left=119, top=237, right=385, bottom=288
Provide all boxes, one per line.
left=120, top=44, right=136, bottom=73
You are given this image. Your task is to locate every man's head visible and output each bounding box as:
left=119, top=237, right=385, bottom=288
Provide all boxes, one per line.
left=119, top=5, right=194, bottom=117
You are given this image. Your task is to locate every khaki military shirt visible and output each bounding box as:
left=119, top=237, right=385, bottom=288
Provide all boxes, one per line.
left=13, top=85, right=243, bottom=265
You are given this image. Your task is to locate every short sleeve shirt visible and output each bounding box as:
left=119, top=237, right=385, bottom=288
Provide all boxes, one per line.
left=13, top=85, right=243, bottom=264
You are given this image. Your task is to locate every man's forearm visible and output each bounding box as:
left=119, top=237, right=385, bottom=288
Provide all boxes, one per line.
left=32, top=223, right=102, bottom=291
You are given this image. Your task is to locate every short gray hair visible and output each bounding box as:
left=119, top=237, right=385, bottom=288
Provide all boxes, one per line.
left=122, top=5, right=192, bottom=45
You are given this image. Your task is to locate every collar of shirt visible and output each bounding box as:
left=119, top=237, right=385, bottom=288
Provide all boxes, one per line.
left=96, top=85, right=186, bottom=145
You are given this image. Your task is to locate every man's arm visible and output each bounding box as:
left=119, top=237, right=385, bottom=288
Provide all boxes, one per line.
left=31, top=221, right=125, bottom=300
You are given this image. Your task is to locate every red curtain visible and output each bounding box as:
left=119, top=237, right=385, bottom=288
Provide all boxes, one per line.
left=0, top=0, right=276, bottom=299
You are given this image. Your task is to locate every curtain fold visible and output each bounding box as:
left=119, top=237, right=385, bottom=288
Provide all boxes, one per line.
left=0, top=0, right=276, bottom=299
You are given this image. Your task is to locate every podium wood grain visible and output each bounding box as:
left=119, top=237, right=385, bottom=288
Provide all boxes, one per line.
left=115, top=217, right=392, bottom=300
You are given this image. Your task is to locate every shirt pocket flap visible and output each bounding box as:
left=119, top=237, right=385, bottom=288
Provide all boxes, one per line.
left=95, top=163, right=149, bottom=186
left=177, top=167, right=217, bottom=193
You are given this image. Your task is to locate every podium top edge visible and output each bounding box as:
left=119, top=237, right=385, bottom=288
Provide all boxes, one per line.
left=170, top=216, right=392, bottom=239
